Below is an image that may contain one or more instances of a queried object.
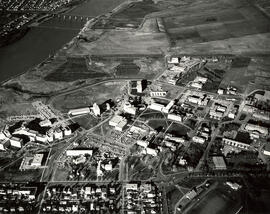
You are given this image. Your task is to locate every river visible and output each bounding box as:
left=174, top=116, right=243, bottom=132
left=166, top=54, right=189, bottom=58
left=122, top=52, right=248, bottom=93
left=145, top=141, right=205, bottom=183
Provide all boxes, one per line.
left=0, top=0, right=124, bottom=83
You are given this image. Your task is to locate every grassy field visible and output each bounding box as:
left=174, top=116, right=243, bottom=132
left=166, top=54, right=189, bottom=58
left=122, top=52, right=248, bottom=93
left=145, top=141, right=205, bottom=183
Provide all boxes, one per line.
left=52, top=81, right=126, bottom=113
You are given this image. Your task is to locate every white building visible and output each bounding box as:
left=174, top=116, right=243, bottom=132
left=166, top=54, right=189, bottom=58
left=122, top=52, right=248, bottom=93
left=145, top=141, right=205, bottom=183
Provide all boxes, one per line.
left=146, top=147, right=158, bottom=156
left=242, top=105, right=256, bottom=113
left=162, top=100, right=175, bottom=114
left=36, top=134, right=48, bottom=143
left=212, top=156, right=226, bottom=170
left=187, top=96, right=202, bottom=105
left=137, top=81, right=143, bottom=93
left=66, top=149, right=93, bottom=156
left=253, top=112, right=270, bottom=121
left=168, top=57, right=179, bottom=64
left=168, top=113, right=182, bottom=122
left=125, top=183, right=138, bottom=191
left=150, top=91, right=167, bottom=97
left=209, top=110, right=223, bottom=120
left=68, top=107, right=90, bottom=116
left=191, top=82, right=203, bottom=89
left=136, top=140, right=149, bottom=148
left=39, top=120, right=52, bottom=127
left=222, top=138, right=250, bottom=150
left=0, top=139, right=9, bottom=150
left=194, top=76, right=207, bottom=84
left=109, top=115, right=127, bottom=132
left=63, top=126, right=72, bottom=136
left=31, top=154, right=44, bottom=167
left=217, top=89, right=224, bottom=95
left=54, top=128, right=63, bottom=140
left=10, top=137, right=23, bottom=148
left=245, top=124, right=268, bottom=136
left=263, top=143, right=270, bottom=156
left=192, top=136, right=205, bottom=144
left=148, top=102, right=165, bottom=112
left=92, top=103, right=101, bottom=116
left=0, top=130, right=10, bottom=140
left=123, top=102, right=136, bottom=115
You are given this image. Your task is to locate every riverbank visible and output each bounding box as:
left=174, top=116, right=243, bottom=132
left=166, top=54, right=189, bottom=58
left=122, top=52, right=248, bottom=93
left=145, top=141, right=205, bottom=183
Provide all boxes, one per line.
left=0, top=0, right=87, bottom=48
left=0, top=0, right=128, bottom=93
left=0, top=27, right=29, bottom=48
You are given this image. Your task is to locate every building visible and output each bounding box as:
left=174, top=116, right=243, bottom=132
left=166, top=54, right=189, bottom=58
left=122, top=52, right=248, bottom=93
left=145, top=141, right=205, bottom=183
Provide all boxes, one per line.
left=168, top=113, right=182, bottom=122
left=222, top=138, right=250, bottom=150
left=217, top=89, right=224, bottom=95
left=192, top=136, right=205, bottom=144
left=194, top=76, right=207, bottom=84
left=150, top=91, right=167, bottom=97
left=254, top=91, right=270, bottom=102
left=146, top=147, right=158, bottom=156
left=253, top=111, right=270, bottom=121
left=187, top=95, right=202, bottom=105
left=148, top=102, right=165, bottom=112
left=109, top=115, right=122, bottom=127
left=109, top=115, right=128, bottom=132
left=68, top=107, right=90, bottom=116
left=136, top=140, right=149, bottom=148
left=10, top=137, right=23, bottom=148
left=66, top=149, right=93, bottom=156
left=54, top=128, right=63, bottom=140
left=39, top=120, right=52, bottom=127
left=125, top=183, right=138, bottom=191
left=137, top=81, right=143, bottom=93
left=212, top=156, right=226, bottom=170
left=31, top=154, right=44, bottom=167
left=209, top=109, right=223, bottom=120
left=123, top=102, right=136, bottom=115
left=92, top=103, right=101, bottom=116
left=168, top=57, right=179, bottom=64
left=63, top=126, right=72, bottom=136
left=263, top=143, right=270, bottom=156
left=245, top=124, right=268, bottom=136
left=191, top=82, right=203, bottom=89
left=162, top=100, right=175, bottom=113
left=0, top=129, right=10, bottom=140
left=242, top=105, right=256, bottom=113
left=0, top=139, right=9, bottom=150
left=36, top=134, right=47, bottom=143
left=116, top=120, right=128, bottom=132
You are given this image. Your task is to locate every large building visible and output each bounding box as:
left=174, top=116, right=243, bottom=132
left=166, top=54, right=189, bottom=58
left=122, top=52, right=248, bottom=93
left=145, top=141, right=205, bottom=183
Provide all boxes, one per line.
left=212, top=156, right=226, bottom=170
left=109, top=115, right=128, bottom=132
left=123, top=102, right=136, bottom=115
left=222, top=138, right=251, bottom=150
left=150, top=91, right=167, bottom=97
left=245, top=124, right=268, bottom=136
left=148, top=102, right=165, bottom=112
left=168, top=113, right=182, bottom=122
left=66, top=149, right=93, bottom=156
left=0, top=139, right=9, bottom=150
left=10, top=137, right=23, bottom=148
left=92, top=103, right=101, bottom=116
left=68, top=107, right=90, bottom=116
left=31, top=154, right=44, bottom=167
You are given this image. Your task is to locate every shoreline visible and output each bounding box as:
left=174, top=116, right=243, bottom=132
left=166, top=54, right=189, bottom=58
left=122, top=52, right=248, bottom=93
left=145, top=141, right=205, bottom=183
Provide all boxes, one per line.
left=0, top=0, right=131, bottom=89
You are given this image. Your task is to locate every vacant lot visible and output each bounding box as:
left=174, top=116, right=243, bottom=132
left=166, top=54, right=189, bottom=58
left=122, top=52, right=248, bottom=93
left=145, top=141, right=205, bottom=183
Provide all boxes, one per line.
left=52, top=81, right=126, bottom=112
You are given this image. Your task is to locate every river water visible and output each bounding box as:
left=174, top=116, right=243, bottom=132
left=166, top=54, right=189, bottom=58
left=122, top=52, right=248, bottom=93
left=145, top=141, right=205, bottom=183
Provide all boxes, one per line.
left=0, top=0, right=124, bottom=83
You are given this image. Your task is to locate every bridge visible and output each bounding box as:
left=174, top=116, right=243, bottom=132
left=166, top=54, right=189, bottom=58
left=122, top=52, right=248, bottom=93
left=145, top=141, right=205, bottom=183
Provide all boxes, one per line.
left=52, top=14, right=95, bottom=22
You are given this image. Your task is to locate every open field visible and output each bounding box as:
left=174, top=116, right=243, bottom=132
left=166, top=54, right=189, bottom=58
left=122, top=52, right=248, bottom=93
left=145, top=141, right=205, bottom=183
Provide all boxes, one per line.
left=51, top=81, right=126, bottom=113
left=44, top=57, right=111, bottom=82
left=161, top=0, right=270, bottom=47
